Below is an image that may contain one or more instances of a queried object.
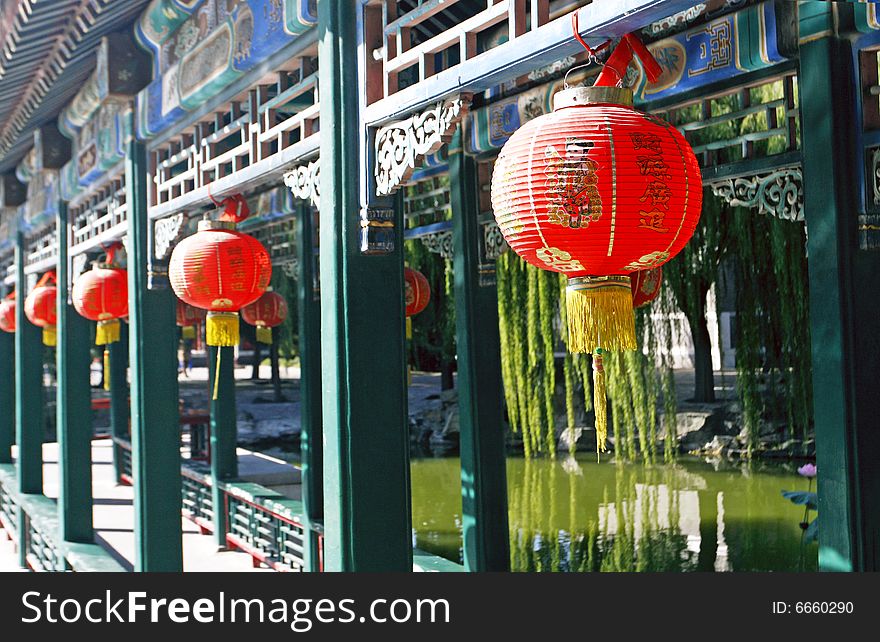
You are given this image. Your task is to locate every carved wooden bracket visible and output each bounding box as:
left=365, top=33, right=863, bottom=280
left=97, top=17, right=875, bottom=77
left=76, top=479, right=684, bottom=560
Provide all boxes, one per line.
left=375, top=95, right=470, bottom=196
left=709, top=167, right=803, bottom=222
left=283, top=159, right=320, bottom=208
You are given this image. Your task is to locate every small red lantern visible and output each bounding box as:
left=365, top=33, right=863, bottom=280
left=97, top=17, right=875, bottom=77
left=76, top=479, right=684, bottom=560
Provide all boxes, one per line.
left=72, top=248, right=128, bottom=346
left=169, top=218, right=271, bottom=347
left=0, top=293, right=15, bottom=333
left=404, top=267, right=430, bottom=339
left=630, top=267, right=662, bottom=309
left=490, top=33, right=702, bottom=452
left=176, top=299, right=206, bottom=340
left=241, top=290, right=288, bottom=344
left=24, top=271, right=58, bottom=346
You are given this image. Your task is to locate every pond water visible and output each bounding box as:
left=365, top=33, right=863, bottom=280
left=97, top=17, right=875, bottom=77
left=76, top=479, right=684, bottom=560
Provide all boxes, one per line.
left=411, top=455, right=818, bottom=572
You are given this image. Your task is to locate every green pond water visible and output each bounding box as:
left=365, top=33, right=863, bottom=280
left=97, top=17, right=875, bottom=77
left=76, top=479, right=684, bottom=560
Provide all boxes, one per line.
left=411, top=455, right=818, bottom=572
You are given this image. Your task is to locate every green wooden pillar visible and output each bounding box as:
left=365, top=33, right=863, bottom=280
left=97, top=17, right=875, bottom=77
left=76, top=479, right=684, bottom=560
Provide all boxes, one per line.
left=208, top=345, right=237, bottom=549
left=449, top=133, right=510, bottom=571
left=296, top=203, right=323, bottom=571
left=0, top=331, right=13, bottom=464
left=799, top=27, right=880, bottom=571
left=109, top=324, right=129, bottom=482
left=56, top=201, right=94, bottom=542
left=126, top=134, right=183, bottom=572
left=15, top=230, right=43, bottom=495
left=318, top=0, right=412, bottom=571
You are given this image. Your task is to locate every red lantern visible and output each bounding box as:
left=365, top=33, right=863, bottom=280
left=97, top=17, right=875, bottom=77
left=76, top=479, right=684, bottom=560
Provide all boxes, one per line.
left=490, top=34, right=701, bottom=452
left=176, top=299, right=206, bottom=340
left=0, top=293, right=15, bottom=333
left=24, top=271, right=58, bottom=346
left=169, top=219, right=271, bottom=347
left=404, top=267, right=430, bottom=340
left=630, top=267, right=662, bottom=309
left=241, top=290, right=288, bottom=344
left=72, top=253, right=128, bottom=346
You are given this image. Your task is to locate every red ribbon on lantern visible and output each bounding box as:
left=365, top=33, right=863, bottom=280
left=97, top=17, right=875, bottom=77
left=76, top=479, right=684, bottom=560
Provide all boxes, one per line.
left=630, top=267, right=662, bottom=309
left=241, top=290, right=288, bottom=344
left=24, top=271, right=58, bottom=346
left=169, top=202, right=271, bottom=399
left=490, top=32, right=702, bottom=452
left=0, top=291, right=15, bottom=333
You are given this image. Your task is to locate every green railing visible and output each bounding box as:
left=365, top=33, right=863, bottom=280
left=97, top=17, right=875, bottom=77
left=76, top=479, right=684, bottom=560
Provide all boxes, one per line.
left=0, top=464, right=125, bottom=572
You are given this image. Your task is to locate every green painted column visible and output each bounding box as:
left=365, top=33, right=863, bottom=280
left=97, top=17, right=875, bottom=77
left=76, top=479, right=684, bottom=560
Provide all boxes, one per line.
left=56, top=201, right=94, bottom=542
left=15, top=230, right=43, bottom=495
left=0, top=331, right=13, bottom=464
left=126, top=134, right=183, bottom=572
left=109, top=324, right=129, bottom=482
left=318, top=0, right=412, bottom=571
left=295, top=203, right=323, bottom=571
left=449, top=133, right=510, bottom=571
left=208, top=345, right=237, bottom=549
left=799, top=28, right=880, bottom=571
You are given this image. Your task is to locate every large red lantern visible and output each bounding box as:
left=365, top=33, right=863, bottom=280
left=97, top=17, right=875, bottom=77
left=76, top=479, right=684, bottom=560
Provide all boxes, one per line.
left=404, top=267, right=430, bottom=339
left=490, top=33, right=702, bottom=452
left=630, top=267, right=662, bottom=309
left=241, top=290, right=287, bottom=344
left=176, top=299, right=206, bottom=340
left=24, top=271, right=58, bottom=346
left=72, top=249, right=128, bottom=346
left=0, top=293, right=15, bottom=333
left=169, top=219, right=271, bottom=347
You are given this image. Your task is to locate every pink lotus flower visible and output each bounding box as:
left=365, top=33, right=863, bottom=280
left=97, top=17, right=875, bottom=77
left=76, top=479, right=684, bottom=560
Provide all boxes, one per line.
left=797, top=463, right=817, bottom=478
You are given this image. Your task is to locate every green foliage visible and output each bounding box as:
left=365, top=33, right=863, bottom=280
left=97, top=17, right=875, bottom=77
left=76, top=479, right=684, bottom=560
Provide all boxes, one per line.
left=405, top=238, right=456, bottom=375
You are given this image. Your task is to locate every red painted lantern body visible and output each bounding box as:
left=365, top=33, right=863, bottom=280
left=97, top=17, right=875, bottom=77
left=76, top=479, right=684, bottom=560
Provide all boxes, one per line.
left=0, top=298, right=14, bottom=333
left=404, top=267, right=430, bottom=317
left=630, top=267, right=662, bottom=309
left=169, top=220, right=271, bottom=346
left=25, top=279, right=58, bottom=346
left=491, top=87, right=701, bottom=282
left=72, top=265, right=128, bottom=345
left=241, top=290, right=288, bottom=344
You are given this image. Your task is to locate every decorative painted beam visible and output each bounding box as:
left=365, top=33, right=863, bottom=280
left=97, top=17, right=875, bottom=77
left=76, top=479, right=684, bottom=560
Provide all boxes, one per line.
left=374, top=96, right=469, bottom=196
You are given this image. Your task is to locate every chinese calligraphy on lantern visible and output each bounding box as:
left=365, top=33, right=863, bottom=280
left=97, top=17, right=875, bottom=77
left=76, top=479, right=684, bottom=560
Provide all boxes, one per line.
left=632, top=132, right=671, bottom=233
left=544, top=137, right=602, bottom=229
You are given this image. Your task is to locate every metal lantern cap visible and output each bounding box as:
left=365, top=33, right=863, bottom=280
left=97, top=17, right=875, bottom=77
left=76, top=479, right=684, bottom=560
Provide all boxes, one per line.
left=198, top=218, right=237, bottom=232
left=553, top=86, right=634, bottom=111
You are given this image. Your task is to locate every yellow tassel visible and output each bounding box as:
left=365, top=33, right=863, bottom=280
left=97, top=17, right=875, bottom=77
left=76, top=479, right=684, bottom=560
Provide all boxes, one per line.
left=592, top=351, right=608, bottom=457
left=182, top=326, right=196, bottom=340
left=206, top=312, right=239, bottom=347
left=565, top=276, right=637, bottom=354
left=256, top=326, right=273, bottom=344
left=406, top=317, right=412, bottom=340
left=96, top=319, right=120, bottom=346
left=42, top=325, right=57, bottom=347
left=103, top=348, right=110, bottom=392
left=213, top=346, right=222, bottom=401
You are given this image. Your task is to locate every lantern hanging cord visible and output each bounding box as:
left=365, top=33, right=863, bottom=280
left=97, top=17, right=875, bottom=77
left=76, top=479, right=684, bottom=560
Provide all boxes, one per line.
left=34, top=270, right=56, bottom=288
left=565, top=12, right=611, bottom=89
left=99, top=241, right=123, bottom=267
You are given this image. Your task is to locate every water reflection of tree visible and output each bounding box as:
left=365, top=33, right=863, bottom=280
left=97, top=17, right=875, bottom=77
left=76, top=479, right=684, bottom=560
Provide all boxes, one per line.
left=510, top=460, right=701, bottom=572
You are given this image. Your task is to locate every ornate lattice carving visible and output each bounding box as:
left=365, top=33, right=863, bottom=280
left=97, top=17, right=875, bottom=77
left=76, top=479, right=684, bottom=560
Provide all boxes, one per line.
left=870, top=147, right=880, bottom=207
left=375, top=97, right=469, bottom=196
left=283, top=159, right=320, bottom=208
left=419, top=230, right=453, bottom=259
left=153, top=213, right=186, bottom=260
left=710, top=168, right=803, bottom=222
left=483, top=220, right=508, bottom=261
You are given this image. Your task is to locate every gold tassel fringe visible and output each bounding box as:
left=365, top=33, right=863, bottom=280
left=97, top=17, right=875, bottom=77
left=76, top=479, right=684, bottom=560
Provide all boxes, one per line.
left=182, top=325, right=196, bottom=340
left=565, top=276, right=637, bottom=354
left=256, top=326, right=273, bottom=344
left=406, top=317, right=412, bottom=340
left=96, top=319, right=120, bottom=346
left=42, top=325, right=57, bottom=347
left=103, top=348, right=110, bottom=392
left=207, top=312, right=239, bottom=347
left=593, top=351, right=607, bottom=456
